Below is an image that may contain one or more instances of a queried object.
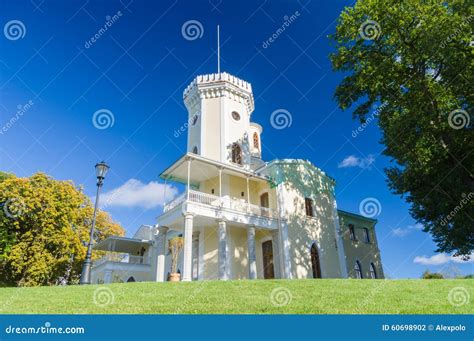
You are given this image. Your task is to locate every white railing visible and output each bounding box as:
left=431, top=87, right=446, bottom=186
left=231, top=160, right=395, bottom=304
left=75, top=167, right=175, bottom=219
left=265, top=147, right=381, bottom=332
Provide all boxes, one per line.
left=189, top=190, right=221, bottom=207
left=163, top=193, right=186, bottom=212
left=163, top=189, right=277, bottom=219
left=93, top=253, right=150, bottom=267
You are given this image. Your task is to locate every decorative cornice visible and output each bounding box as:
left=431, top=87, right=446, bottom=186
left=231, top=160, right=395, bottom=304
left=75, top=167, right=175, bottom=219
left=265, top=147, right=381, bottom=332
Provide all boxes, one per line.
left=183, top=72, right=255, bottom=114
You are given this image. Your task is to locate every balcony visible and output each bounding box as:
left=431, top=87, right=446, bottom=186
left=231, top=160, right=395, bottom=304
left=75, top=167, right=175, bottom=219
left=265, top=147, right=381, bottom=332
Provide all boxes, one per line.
left=164, top=189, right=277, bottom=219
left=93, top=253, right=151, bottom=268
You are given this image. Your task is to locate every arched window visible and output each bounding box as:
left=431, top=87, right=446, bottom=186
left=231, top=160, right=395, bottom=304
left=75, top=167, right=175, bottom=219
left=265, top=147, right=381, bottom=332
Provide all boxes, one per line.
left=192, top=146, right=198, bottom=154
left=370, top=263, right=377, bottom=279
left=310, top=243, right=322, bottom=278
left=355, top=260, right=363, bottom=279
left=363, top=228, right=371, bottom=243
left=231, top=143, right=242, bottom=165
left=349, top=224, right=356, bottom=241
left=253, top=132, right=259, bottom=149
left=191, top=114, right=199, bottom=126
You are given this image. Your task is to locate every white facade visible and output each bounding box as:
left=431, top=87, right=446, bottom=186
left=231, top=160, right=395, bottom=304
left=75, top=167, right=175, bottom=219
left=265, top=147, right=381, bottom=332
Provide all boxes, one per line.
left=91, top=72, right=384, bottom=284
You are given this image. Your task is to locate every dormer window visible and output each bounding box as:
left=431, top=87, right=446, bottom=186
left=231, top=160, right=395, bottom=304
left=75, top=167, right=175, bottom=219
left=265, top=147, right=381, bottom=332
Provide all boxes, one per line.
left=253, top=132, right=259, bottom=150
left=231, top=143, right=242, bottom=165
left=231, top=111, right=241, bottom=121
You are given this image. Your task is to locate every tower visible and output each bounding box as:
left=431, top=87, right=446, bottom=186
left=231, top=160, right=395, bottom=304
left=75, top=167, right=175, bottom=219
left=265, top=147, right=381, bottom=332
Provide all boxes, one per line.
left=183, top=72, right=263, bottom=168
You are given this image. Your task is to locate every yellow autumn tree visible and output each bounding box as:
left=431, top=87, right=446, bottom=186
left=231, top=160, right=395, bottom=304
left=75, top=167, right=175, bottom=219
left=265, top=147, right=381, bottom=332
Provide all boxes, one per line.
left=0, top=172, right=124, bottom=286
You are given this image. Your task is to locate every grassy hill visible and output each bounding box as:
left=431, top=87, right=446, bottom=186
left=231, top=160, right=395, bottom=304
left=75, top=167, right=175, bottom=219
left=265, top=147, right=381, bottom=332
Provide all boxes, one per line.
left=0, top=279, right=471, bottom=314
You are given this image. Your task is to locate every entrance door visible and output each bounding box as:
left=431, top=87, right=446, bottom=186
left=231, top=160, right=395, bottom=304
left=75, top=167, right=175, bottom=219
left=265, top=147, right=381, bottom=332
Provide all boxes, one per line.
left=310, top=243, right=322, bottom=278
left=262, top=240, right=275, bottom=279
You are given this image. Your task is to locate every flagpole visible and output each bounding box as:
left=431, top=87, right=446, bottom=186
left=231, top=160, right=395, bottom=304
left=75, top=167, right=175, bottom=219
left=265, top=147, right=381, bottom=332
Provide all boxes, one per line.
left=217, top=25, right=220, bottom=74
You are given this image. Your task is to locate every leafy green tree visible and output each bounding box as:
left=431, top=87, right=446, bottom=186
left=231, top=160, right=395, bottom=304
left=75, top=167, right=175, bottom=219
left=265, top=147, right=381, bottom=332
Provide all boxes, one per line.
left=422, top=270, right=444, bottom=279
left=0, top=172, right=124, bottom=286
left=330, top=0, right=473, bottom=257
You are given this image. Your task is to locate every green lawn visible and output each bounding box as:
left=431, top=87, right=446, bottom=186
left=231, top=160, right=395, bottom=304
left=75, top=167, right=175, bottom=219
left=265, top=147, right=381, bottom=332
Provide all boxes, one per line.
left=0, top=279, right=472, bottom=314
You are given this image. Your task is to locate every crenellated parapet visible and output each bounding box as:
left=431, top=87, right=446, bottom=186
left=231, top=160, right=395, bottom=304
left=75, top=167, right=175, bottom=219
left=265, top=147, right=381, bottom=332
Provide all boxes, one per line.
left=183, top=72, right=255, bottom=114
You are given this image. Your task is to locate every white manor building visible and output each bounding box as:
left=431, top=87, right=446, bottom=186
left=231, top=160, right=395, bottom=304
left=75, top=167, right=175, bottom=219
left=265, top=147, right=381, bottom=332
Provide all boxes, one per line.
left=91, top=72, right=384, bottom=283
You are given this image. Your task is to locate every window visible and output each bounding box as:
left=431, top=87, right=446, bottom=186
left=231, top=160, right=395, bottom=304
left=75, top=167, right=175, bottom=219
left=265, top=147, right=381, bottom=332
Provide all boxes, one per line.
left=231, top=143, right=242, bottom=165
left=355, top=260, right=363, bottom=279
left=363, top=228, right=370, bottom=243
left=231, top=111, right=241, bottom=121
left=349, top=224, right=356, bottom=240
left=253, top=132, right=259, bottom=149
left=370, top=263, right=377, bottom=279
left=191, top=114, right=199, bottom=126
left=305, top=198, right=314, bottom=217
left=192, top=146, right=198, bottom=154
left=310, top=243, right=322, bottom=279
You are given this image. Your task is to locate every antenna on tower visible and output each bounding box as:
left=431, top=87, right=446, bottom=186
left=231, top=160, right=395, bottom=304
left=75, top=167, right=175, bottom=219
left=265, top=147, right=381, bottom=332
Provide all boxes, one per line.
left=217, top=25, right=220, bottom=74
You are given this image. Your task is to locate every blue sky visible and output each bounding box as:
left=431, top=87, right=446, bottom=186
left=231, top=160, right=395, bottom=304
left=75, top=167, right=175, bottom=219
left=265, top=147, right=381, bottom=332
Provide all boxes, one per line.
left=1, top=0, right=471, bottom=278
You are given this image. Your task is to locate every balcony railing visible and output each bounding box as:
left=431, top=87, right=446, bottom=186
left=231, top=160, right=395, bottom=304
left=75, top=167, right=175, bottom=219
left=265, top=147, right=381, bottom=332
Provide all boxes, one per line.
left=93, top=253, right=150, bottom=267
left=163, top=192, right=186, bottom=212
left=163, top=189, right=277, bottom=219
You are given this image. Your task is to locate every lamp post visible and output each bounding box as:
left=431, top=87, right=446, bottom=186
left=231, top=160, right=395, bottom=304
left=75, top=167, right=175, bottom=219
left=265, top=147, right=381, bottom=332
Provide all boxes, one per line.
left=80, top=161, right=110, bottom=285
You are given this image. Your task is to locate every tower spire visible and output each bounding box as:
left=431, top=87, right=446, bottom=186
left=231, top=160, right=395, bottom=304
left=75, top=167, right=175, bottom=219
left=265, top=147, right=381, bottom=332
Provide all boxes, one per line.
left=217, top=25, right=220, bottom=74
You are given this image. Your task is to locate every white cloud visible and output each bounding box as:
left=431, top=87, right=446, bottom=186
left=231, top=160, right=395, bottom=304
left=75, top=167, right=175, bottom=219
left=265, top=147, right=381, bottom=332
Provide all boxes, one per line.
left=413, top=253, right=474, bottom=266
left=391, top=223, right=423, bottom=237
left=338, top=154, right=375, bottom=169
left=99, top=179, right=178, bottom=210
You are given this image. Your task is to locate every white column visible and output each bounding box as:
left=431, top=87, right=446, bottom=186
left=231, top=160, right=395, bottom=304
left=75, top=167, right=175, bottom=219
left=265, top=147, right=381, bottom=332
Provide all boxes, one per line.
left=192, top=231, right=200, bottom=280
left=246, top=176, right=250, bottom=213
left=218, top=167, right=223, bottom=206
left=247, top=225, right=257, bottom=279
left=275, top=184, right=292, bottom=279
left=186, top=158, right=191, bottom=200
left=103, top=269, right=113, bottom=284
left=182, top=213, right=194, bottom=281
left=153, top=226, right=168, bottom=282
left=217, top=219, right=228, bottom=280
left=163, top=178, right=168, bottom=207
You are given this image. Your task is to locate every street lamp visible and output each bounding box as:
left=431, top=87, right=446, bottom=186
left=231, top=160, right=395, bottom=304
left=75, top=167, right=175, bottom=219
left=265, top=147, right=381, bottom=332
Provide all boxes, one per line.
left=80, top=161, right=110, bottom=285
